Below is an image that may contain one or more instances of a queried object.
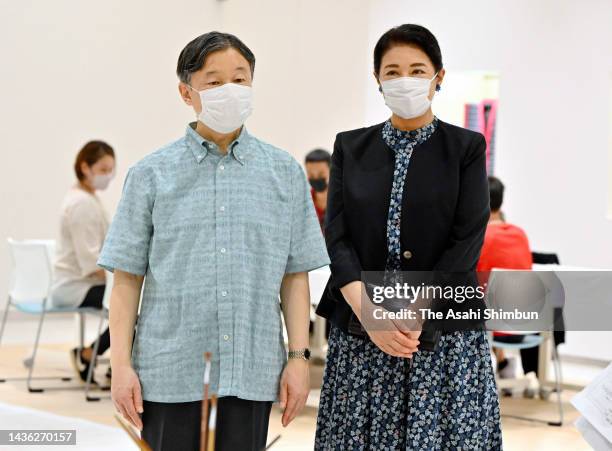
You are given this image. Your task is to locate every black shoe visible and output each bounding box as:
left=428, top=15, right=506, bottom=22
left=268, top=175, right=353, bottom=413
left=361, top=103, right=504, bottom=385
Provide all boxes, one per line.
left=69, top=348, right=98, bottom=385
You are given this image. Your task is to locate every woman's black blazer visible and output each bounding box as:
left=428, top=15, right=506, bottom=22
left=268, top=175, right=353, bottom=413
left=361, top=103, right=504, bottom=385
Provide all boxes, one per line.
left=316, top=119, right=490, bottom=332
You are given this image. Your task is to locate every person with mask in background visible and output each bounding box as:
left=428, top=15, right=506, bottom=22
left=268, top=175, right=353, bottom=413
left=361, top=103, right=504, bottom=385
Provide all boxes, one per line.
left=97, top=31, right=329, bottom=451
left=315, top=24, right=502, bottom=449
left=304, top=148, right=331, bottom=231
left=51, top=140, right=115, bottom=384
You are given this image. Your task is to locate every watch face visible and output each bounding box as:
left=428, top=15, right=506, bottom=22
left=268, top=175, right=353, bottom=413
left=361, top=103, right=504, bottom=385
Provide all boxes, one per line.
left=304, top=349, right=311, bottom=359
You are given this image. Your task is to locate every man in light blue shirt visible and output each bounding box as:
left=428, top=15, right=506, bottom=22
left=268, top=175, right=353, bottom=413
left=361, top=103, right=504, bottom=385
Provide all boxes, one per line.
left=98, top=31, right=329, bottom=451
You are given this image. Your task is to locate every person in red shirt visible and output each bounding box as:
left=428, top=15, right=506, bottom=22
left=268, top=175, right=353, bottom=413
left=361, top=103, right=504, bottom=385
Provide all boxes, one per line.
left=477, top=177, right=532, bottom=272
left=478, top=176, right=532, bottom=378
left=305, top=148, right=331, bottom=231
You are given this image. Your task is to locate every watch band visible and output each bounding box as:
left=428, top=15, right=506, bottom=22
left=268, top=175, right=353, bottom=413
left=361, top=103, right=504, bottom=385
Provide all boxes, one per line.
left=288, top=348, right=311, bottom=360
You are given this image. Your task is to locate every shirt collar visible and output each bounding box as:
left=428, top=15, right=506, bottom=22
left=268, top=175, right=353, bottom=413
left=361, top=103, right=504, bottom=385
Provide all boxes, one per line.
left=185, top=122, right=250, bottom=165
left=382, top=116, right=439, bottom=153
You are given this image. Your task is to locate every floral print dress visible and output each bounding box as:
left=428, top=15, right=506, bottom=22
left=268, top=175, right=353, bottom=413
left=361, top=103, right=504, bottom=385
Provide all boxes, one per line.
left=315, top=118, right=503, bottom=450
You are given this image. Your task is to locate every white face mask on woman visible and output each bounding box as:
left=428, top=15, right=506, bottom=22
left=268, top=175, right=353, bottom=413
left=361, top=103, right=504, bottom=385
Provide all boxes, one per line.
left=191, top=83, right=253, bottom=134
left=380, top=72, right=438, bottom=119
left=91, top=173, right=114, bottom=191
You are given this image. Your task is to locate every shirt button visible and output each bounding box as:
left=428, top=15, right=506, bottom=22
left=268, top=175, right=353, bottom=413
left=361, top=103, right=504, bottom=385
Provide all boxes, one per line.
left=220, top=248, right=226, bottom=254
left=221, top=290, right=227, bottom=297
left=219, top=205, right=225, bottom=212
left=223, top=334, right=230, bottom=341
left=219, top=164, right=225, bottom=171
left=402, top=250, right=413, bottom=260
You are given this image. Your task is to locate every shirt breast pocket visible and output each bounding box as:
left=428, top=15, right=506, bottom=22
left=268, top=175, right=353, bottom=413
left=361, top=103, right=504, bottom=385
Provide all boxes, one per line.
left=238, top=181, right=291, bottom=254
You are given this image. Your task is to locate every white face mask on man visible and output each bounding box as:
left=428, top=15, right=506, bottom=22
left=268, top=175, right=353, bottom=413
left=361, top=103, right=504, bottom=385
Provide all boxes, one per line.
left=380, top=72, right=438, bottom=119
left=190, top=83, right=253, bottom=134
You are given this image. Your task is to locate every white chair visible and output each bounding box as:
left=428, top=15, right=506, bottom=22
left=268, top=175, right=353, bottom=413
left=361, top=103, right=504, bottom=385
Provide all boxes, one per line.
left=487, top=268, right=564, bottom=426
left=0, top=238, right=106, bottom=394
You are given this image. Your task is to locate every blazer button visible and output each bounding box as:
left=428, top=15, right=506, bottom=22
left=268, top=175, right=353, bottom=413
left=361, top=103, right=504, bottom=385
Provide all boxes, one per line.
left=402, top=250, right=413, bottom=260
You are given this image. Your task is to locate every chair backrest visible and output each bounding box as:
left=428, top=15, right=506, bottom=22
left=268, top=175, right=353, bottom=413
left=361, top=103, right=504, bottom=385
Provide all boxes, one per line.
left=7, top=238, right=54, bottom=304
left=488, top=268, right=555, bottom=332
left=532, top=252, right=560, bottom=265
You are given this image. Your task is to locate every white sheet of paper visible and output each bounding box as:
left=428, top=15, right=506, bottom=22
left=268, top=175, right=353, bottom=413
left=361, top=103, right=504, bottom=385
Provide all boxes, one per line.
left=575, top=416, right=612, bottom=451
left=571, top=362, right=612, bottom=444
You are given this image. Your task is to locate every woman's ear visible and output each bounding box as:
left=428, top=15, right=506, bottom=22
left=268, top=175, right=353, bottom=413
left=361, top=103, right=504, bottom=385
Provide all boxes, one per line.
left=80, top=161, right=91, bottom=179
left=373, top=71, right=382, bottom=93
left=435, top=68, right=446, bottom=93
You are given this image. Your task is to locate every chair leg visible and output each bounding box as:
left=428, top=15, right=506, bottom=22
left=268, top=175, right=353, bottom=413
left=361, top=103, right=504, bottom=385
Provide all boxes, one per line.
left=0, top=301, right=54, bottom=386
left=499, top=338, right=563, bottom=427
left=20, top=307, right=73, bottom=390
left=550, top=344, right=564, bottom=426
left=26, top=307, right=47, bottom=393
left=0, top=297, right=11, bottom=382
left=0, top=297, right=11, bottom=348
left=79, top=313, right=85, bottom=350
left=0, top=305, right=104, bottom=390
left=85, top=314, right=105, bottom=402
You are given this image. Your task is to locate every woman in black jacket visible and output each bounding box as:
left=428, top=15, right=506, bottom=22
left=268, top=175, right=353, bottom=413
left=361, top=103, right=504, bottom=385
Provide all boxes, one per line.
left=315, top=24, right=502, bottom=450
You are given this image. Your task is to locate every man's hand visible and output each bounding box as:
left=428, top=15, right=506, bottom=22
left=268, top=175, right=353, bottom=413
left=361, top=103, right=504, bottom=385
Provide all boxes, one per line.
left=112, top=365, right=143, bottom=430
left=278, top=359, right=309, bottom=427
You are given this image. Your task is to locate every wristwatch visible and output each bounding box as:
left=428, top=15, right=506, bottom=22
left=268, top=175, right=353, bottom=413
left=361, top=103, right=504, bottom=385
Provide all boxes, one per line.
left=288, top=348, right=311, bottom=361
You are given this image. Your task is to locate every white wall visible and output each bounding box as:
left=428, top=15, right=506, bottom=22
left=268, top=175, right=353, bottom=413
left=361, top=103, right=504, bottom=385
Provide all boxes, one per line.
left=219, top=0, right=370, bottom=162
left=0, top=0, right=223, bottom=302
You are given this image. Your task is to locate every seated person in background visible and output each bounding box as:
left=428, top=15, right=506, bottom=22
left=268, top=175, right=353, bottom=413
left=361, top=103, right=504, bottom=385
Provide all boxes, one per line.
left=477, top=176, right=532, bottom=378
left=304, top=148, right=331, bottom=231
left=51, top=140, right=116, bottom=383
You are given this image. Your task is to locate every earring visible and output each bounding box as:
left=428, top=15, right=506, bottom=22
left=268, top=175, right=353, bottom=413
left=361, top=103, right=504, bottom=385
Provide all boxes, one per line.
left=436, top=85, right=441, bottom=92
left=378, top=85, right=382, bottom=93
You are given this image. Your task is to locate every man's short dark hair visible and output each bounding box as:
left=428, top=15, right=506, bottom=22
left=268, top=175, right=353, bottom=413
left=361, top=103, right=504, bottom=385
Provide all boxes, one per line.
left=305, top=148, right=331, bottom=166
left=176, top=31, right=255, bottom=84
left=488, top=176, right=505, bottom=211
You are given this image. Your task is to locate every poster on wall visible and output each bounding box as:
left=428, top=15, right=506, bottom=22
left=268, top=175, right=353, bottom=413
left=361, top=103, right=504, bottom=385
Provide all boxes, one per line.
left=434, top=71, right=499, bottom=174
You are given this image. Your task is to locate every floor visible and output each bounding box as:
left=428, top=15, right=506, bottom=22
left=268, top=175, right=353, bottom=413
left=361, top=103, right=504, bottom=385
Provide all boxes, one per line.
left=0, top=314, right=594, bottom=450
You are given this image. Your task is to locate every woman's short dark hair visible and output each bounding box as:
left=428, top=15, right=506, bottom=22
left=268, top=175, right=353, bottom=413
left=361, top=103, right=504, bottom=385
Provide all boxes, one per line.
left=488, top=176, right=505, bottom=211
left=373, top=24, right=443, bottom=76
left=176, top=31, right=256, bottom=84
left=74, top=141, right=115, bottom=181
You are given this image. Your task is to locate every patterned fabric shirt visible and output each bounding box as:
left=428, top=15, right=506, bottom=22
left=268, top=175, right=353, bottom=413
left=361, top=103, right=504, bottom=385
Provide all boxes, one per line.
left=98, top=123, right=330, bottom=402
left=381, top=118, right=439, bottom=270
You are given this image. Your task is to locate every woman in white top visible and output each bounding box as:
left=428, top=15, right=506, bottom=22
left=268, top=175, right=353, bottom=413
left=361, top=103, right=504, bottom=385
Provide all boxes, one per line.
left=51, top=140, right=115, bottom=382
